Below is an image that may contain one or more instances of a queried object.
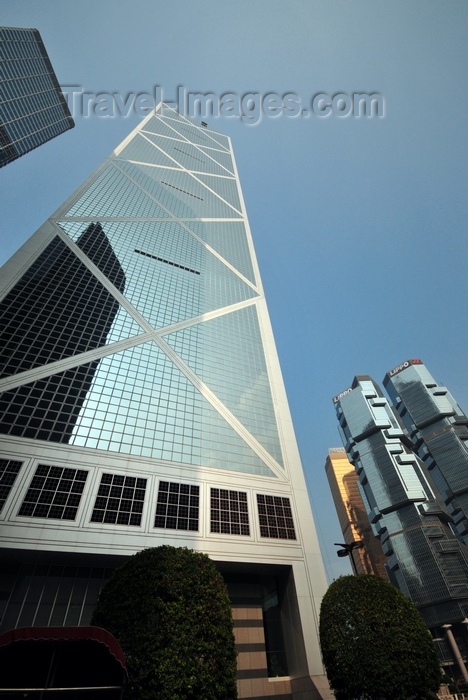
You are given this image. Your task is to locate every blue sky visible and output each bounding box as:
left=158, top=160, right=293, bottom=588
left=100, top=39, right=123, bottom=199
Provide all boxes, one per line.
left=1, top=0, right=467, bottom=580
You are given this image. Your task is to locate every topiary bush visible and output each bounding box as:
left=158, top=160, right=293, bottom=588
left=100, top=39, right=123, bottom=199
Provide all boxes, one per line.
left=91, top=545, right=237, bottom=700
left=319, top=574, right=441, bottom=700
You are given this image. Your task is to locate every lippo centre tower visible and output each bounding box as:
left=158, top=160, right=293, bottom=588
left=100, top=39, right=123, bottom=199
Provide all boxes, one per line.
left=0, top=105, right=329, bottom=700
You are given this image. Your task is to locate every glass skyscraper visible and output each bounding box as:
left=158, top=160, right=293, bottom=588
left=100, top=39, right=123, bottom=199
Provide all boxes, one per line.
left=0, top=26, right=74, bottom=167
left=334, top=375, right=468, bottom=632
left=0, top=105, right=329, bottom=700
left=384, top=359, right=468, bottom=546
left=325, top=447, right=387, bottom=577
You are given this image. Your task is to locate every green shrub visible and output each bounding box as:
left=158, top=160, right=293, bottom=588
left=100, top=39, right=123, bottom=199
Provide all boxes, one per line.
left=91, top=546, right=237, bottom=700
left=319, top=575, right=441, bottom=700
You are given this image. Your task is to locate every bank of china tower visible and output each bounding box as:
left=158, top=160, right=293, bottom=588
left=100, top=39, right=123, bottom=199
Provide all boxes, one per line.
left=0, top=106, right=329, bottom=700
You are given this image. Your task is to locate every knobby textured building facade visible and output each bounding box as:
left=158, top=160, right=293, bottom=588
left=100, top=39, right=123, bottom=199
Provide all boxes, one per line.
left=333, top=374, right=468, bottom=640
left=0, top=26, right=74, bottom=167
left=325, top=447, right=387, bottom=577
left=0, top=105, right=329, bottom=700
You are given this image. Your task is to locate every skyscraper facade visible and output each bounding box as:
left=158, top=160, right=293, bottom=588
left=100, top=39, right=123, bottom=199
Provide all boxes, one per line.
left=0, top=105, right=329, bottom=700
left=384, top=359, right=468, bottom=545
left=333, top=376, right=468, bottom=632
left=325, top=447, right=387, bottom=577
left=0, top=26, right=74, bottom=167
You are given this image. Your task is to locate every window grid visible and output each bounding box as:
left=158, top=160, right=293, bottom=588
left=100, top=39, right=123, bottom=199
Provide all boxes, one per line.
left=166, top=305, right=283, bottom=467
left=0, top=27, right=73, bottom=167
left=0, top=228, right=128, bottom=380
left=154, top=480, right=199, bottom=531
left=0, top=560, right=115, bottom=631
left=18, top=464, right=88, bottom=520
left=91, top=473, right=147, bottom=526
left=210, top=488, right=250, bottom=535
left=0, top=459, right=23, bottom=512
left=257, top=494, right=296, bottom=540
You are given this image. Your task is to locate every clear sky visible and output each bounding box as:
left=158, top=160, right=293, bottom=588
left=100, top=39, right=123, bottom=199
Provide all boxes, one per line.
left=1, top=0, right=467, bottom=580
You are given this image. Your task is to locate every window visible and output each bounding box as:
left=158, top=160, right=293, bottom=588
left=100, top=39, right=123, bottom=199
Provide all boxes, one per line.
left=210, top=488, right=249, bottom=535
left=257, top=494, right=296, bottom=540
left=91, top=473, right=147, bottom=526
left=0, top=459, right=23, bottom=512
left=19, top=464, right=88, bottom=520
left=262, top=577, right=289, bottom=677
left=0, top=559, right=113, bottom=629
left=154, top=481, right=199, bottom=531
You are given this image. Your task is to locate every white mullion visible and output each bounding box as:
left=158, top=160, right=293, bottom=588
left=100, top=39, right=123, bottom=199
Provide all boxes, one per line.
left=110, top=161, right=254, bottom=287
left=153, top=333, right=287, bottom=482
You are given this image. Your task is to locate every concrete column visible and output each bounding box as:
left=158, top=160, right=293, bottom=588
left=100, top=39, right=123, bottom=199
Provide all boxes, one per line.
left=442, top=624, right=468, bottom=684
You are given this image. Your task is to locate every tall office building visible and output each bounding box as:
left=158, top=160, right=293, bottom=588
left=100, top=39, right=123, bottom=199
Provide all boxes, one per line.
left=325, top=447, right=387, bottom=577
left=0, top=26, right=74, bottom=167
left=384, top=359, right=468, bottom=545
left=0, top=105, right=330, bottom=700
left=333, top=376, right=468, bottom=633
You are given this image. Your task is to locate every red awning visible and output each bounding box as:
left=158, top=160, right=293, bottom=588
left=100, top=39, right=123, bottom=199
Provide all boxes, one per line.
left=0, top=626, right=127, bottom=672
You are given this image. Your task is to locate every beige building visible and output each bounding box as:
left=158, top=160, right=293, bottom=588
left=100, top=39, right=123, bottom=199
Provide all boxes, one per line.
left=325, top=448, right=387, bottom=578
